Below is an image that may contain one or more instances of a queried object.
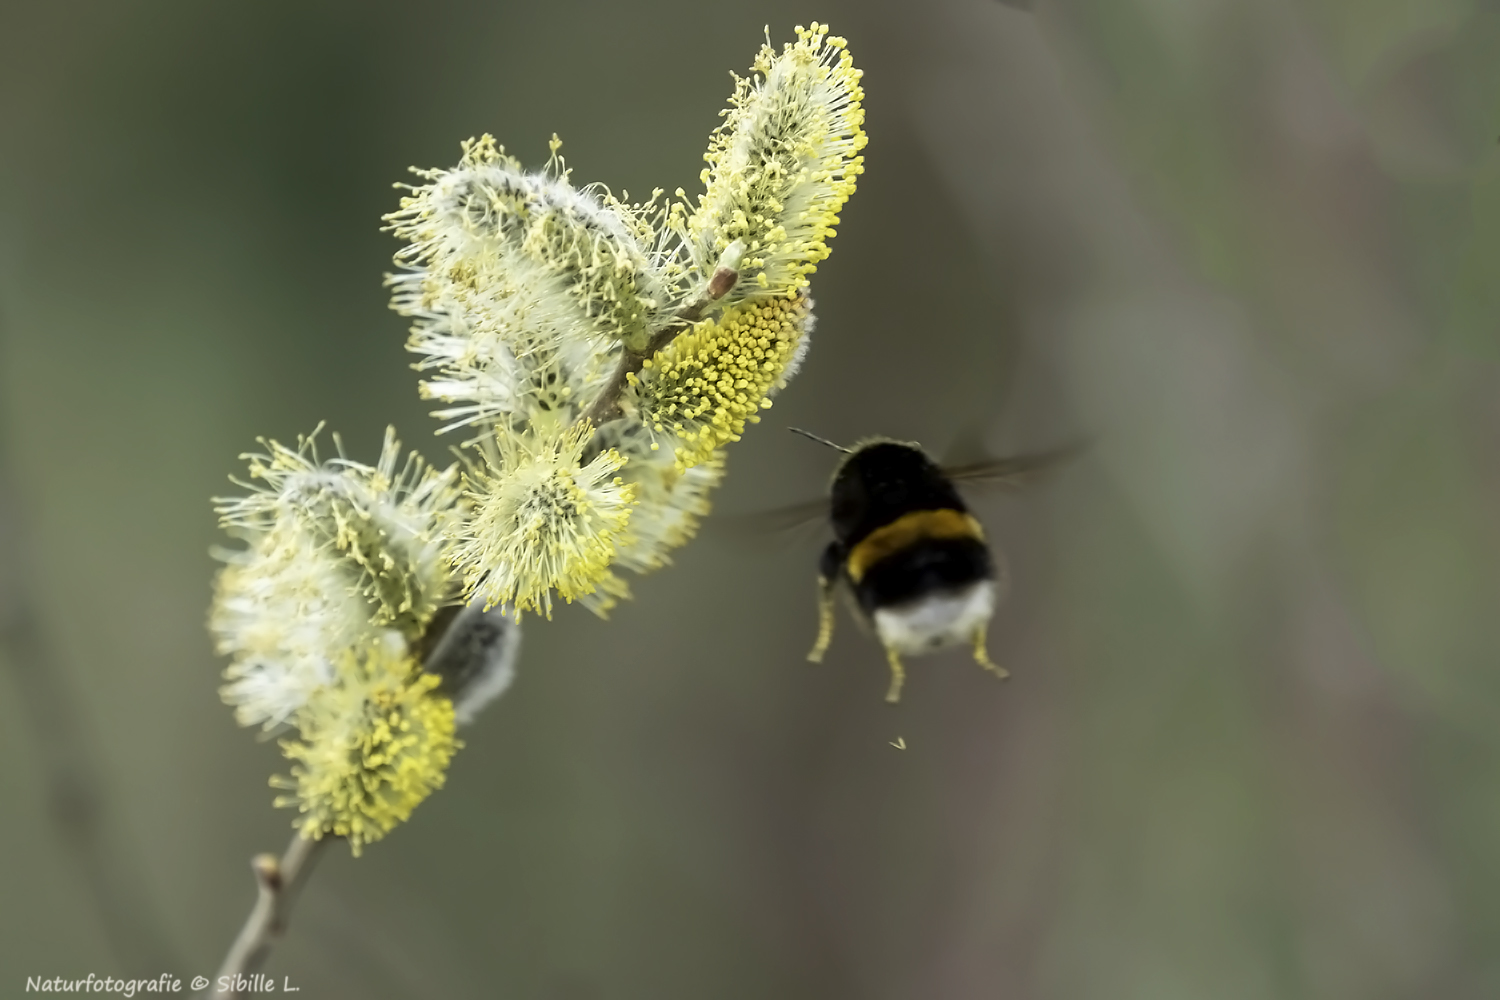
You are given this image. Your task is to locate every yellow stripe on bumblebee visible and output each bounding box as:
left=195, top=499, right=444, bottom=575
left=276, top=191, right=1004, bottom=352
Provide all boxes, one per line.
left=845, top=508, right=986, bottom=584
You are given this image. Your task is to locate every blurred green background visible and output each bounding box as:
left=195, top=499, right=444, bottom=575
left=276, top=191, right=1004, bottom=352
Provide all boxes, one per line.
left=3, top=1, right=1499, bottom=996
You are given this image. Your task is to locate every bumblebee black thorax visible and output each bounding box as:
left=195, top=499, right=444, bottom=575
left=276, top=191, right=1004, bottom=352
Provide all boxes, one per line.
left=826, top=442, right=995, bottom=612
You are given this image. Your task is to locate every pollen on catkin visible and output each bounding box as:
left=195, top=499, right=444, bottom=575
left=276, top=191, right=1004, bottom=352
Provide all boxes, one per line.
left=684, top=23, right=865, bottom=303
left=273, top=635, right=459, bottom=856
left=388, top=135, right=675, bottom=436
left=612, top=451, right=725, bottom=573
left=211, top=427, right=462, bottom=729
left=453, top=422, right=637, bottom=617
left=381, top=25, right=862, bottom=619
left=628, top=295, right=811, bottom=472
left=212, top=528, right=371, bottom=730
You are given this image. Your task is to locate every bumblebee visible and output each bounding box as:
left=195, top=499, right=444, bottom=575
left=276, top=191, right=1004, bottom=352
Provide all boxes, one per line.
left=788, top=429, right=1077, bottom=704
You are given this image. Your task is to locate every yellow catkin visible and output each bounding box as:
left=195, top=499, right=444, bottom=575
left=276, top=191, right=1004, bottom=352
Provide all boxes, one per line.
left=613, top=452, right=725, bottom=573
left=453, top=422, right=637, bottom=617
left=631, top=296, right=809, bottom=472
left=212, top=427, right=462, bottom=729
left=687, top=23, right=866, bottom=300
left=274, top=642, right=459, bottom=856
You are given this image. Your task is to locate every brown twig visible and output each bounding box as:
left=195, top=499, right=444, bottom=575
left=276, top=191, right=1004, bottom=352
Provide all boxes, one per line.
left=206, top=596, right=497, bottom=993
left=209, top=833, right=329, bottom=997
left=580, top=265, right=739, bottom=427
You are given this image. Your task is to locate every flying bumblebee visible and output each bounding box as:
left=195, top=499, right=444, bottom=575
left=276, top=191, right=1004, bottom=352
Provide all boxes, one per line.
left=783, top=429, right=1079, bottom=704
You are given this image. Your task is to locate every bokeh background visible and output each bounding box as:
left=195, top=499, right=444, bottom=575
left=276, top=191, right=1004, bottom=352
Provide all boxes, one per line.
left=3, top=1, right=1500, bottom=996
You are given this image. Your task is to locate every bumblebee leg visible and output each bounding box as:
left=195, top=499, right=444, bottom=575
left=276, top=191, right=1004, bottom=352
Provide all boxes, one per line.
left=884, top=645, right=907, bottom=704
left=973, top=624, right=1010, bottom=681
left=807, top=576, right=836, bottom=663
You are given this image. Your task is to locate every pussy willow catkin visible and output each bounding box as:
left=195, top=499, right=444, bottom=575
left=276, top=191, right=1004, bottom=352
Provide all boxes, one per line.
left=210, top=24, right=865, bottom=854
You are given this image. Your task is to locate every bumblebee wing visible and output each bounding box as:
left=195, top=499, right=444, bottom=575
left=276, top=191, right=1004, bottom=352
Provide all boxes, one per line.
left=710, top=496, right=831, bottom=548
left=944, top=441, right=1087, bottom=491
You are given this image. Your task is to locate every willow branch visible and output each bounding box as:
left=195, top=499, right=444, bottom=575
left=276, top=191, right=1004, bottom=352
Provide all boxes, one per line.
left=580, top=265, right=738, bottom=427
left=208, top=599, right=489, bottom=993
left=210, top=833, right=329, bottom=996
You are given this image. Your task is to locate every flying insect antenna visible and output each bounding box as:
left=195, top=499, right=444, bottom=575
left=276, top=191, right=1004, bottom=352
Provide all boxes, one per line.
left=788, top=427, right=852, bottom=454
